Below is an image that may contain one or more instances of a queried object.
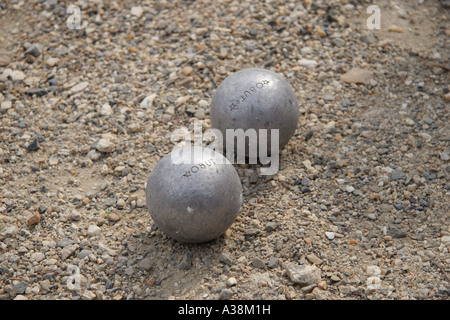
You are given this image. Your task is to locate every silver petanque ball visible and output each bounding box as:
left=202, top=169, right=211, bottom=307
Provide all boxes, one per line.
left=210, top=68, right=299, bottom=154
left=145, top=146, right=243, bottom=243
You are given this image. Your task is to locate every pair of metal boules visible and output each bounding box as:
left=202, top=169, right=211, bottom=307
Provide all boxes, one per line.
left=146, top=68, right=299, bottom=243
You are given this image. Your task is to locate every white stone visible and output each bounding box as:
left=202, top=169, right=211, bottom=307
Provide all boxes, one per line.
left=346, top=186, right=355, bottom=193
left=42, top=240, right=56, bottom=248
left=128, top=123, right=141, bottom=133
left=341, top=68, right=374, bottom=85
left=4, top=226, right=17, bottom=235
left=440, top=151, right=449, bottom=161
left=366, top=276, right=381, bottom=286
left=367, top=265, right=381, bottom=276
left=81, top=290, right=97, bottom=300
left=46, top=57, right=60, bottom=67
left=404, top=118, right=415, bottom=126
left=131, top=6, right=144, bottom=18
left=69, top=81, right=89, bottom=94
left=198, top=99, right=209, bottom=109
left=325, top=232, right=335, bottom=240
left=1, top=68, right=12, bottom=81
left=70, top=209, right=81, bottom=221
left=419, top=132, right=432, bottom=142
left=116, top=198, right=126, bottom=208
left=300, top=47, right=312, bottom=55
left=96, top=139, right=115, bottom=153
left=299, top=58, right=317, bottom=69
left=61, top=244, right=78, bottom=260
left=87, top=149, right=101, bottom=161
left=227, top=277, right=237, bottom=287
left=10, top=70, right=25, bottom=81
left=1, top=101, right=12, bottom=111
left=285, top=263, right=321, bottom=286
left=431, top=52, right=441, bottom=60
left=136, top=198, right=146, bottom=208
left=441, top=236, right=450, bottom=244
left=48, top=156, right=59, bottom=165
left=324, top=121, right=336, bottom=130
left=100, top=103, right=112, bottom=116
left=31, top=252, right=45, bottom=262
left=140, top=94, right=157, bottom=108
left=87, top=224, right=101, bottom=237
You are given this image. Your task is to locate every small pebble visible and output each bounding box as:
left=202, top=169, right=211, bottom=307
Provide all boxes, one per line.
left=227, top=277, right=237, bottom=287
left=219, top=289, right=233, bottom=300
left=325, top=232, right=335, bottom=240
left=27, top=138, right=39, bottom=151
left=87, top=225, right=101, bottom=237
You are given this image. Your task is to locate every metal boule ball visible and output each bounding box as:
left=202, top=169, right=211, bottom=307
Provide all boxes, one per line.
left=210, top=68, right=299, bottom=156
left=145, top=146, right=243, bottom=243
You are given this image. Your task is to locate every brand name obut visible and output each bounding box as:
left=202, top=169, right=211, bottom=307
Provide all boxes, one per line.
left=229, top=79, right=270, bottom=111
left=183, top=159, right=217, bottom=178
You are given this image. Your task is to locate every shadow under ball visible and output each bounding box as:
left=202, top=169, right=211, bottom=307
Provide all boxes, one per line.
left=210, top=68, right=300, bottom=155
left=145, top=146, right=243, bottom=243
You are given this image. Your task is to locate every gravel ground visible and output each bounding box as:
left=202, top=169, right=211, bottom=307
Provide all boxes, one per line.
left=0, top=0, right=449, bottom=301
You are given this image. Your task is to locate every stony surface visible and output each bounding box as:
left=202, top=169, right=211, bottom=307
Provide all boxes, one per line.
left=0, top=0, right=448, bottom=300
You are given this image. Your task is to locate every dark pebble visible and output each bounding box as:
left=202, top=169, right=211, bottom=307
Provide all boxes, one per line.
left=57, top=237, right=74, bottom=248
left=264, top=222, right=277, bottom=232
left=105, top=279, right=114, bottom=289
left=411, top=234, right=425, bottom=241
left=393, top=202, right=403, bottom=210
left=25, top=44, right=42, bottom=58
left=178, top=252, right=192, bottom=271
left=305, top=131, right=313, bottom=141
left=13, top=281, right=28, bottom=294
left=47, top=77, right=57, bottom=86
left=423, top=171, right=437, bottom=180
left=43, top=273, right=54, bottom=281
left=77, top=249, right=93, bottom=259
left=387, top=226, right=408, bottom=238
left=219, top=253, right=233, bottom=266
left=301, top=178, right=310, bottom=187
left=27, top=138, right=39, bottom=151
left=26, top=88, right=48, bottom=97
left=147, top=143, right=156, bottom=153
left=341, top=98, right=353, bottom=107
left=360, top=33, right=377, bottom=44
left=38, top=206, right=47, bottom=214
left=390, top=169, right=406, bottom=181
left=268, top=258, right=279, bottom=269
